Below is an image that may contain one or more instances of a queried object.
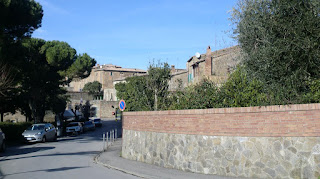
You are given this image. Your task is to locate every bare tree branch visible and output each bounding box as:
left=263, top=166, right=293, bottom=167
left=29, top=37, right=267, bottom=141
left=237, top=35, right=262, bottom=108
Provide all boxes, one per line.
left=0, top=62, right=14, bottom=98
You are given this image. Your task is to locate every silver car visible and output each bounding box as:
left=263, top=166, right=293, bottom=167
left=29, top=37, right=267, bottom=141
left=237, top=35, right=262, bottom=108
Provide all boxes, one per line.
left=22, top=123, right=57, bottom=143
left=0, top=128, right=5, bottom=152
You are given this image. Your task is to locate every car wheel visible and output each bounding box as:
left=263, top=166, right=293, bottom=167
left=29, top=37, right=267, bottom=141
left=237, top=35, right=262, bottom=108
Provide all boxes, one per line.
left=42, top=136, right=46, bottom=143
left=0, top=140, right=6, bottom=152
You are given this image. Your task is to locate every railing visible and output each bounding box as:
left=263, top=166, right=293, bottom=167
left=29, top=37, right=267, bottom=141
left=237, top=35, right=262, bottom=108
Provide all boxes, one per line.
left=102, top=128, right=118, bottom=151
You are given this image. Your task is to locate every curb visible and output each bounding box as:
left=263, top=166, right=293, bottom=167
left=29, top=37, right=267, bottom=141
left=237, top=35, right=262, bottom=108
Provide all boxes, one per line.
left=93, top=147, right=149, bottom=179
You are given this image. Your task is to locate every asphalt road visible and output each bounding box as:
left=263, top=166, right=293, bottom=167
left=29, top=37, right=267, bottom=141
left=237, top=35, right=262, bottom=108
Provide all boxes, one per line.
left=0, top=120, right=138, bottom=179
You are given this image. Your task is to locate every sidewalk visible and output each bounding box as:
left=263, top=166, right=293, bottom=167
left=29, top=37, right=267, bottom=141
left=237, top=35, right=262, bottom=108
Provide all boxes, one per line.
left=95, top=139, right=241, bottom=179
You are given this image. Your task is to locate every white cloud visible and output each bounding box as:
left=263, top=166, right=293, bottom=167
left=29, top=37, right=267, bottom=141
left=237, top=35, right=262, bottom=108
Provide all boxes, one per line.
left=35, top=28, right=46, bottom=34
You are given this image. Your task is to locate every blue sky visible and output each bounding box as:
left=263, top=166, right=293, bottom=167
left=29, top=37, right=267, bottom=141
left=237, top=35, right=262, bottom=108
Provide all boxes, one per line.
left=33, top=0, right=238, bottom=70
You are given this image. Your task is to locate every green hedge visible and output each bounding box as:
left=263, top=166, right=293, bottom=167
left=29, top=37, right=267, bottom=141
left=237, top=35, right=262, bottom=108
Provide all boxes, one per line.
left=0, top=122, right=32, bottom=142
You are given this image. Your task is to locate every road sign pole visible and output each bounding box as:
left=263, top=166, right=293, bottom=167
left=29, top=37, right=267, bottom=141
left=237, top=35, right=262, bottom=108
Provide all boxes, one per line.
left=102, top=133, right=105, bottom=151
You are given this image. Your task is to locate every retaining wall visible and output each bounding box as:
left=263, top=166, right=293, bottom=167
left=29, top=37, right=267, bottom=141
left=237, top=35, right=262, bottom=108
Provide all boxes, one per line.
left=69, top=100, right=118, bottom=119
left=122, top=103, right=320, bottom=178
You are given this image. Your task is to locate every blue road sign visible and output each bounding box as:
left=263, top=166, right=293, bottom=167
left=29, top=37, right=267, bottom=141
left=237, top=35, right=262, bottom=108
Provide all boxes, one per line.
left=119, top=100, right=126, bottom=111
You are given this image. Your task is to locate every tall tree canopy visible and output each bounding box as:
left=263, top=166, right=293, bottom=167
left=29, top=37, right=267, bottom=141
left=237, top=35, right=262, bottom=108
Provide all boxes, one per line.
left=0, top=0, right=43, bottom=41
left=83, top=81, right=102, bottom=94
left=66, top=53, right=96, bottom=80
left=146, top=62, right=171, bottom=111
left=115, top=61, right=171, bottom=111
left=231, top=0, right=320, bottom=104
left=115, top=76, right=153, bottom=111
left=19, top=38, right=96, bottom=122
left=0, top=0, right=43, bottom=121
left=0, top=0, right=96, bottom=122
left=0, top=0, right=43, bottom=84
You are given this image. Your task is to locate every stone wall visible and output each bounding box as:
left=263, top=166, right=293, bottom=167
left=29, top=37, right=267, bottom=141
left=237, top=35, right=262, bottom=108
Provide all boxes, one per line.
left=103, top=88, right=117, bottom=101
left=67, top=91, right=95, bottom=101
left=4, top=99, right=118, bottom=122
left=122, top=103, right=320, bottom=178
left=69, top=100, right=118, bottom=119
left=4, top=111, right=55, bottom=123
left=168, top=71, right=188, bottom=91
left=187, top=46, right=240, bottom=85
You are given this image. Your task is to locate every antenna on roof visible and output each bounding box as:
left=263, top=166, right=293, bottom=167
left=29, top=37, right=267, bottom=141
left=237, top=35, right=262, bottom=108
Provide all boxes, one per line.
left=195, top=52, right=201, bottom=59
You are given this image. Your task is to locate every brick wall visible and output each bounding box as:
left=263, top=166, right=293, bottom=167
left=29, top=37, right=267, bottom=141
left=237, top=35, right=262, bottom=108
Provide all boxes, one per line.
left=205, top=46, right=212, bottom=76
left=123, top=103, right=320, bottom=137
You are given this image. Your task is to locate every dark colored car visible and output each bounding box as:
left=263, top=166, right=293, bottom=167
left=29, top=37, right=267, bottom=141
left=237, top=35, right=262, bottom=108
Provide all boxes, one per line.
left=83, top=121, right=95, bottom=132
left=91, top=118, right=102, bottom=127
left=0, top=128, right=6, bottom=152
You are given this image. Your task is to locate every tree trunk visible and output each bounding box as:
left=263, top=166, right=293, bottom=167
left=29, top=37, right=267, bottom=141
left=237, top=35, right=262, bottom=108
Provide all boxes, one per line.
left=29, top=100, right=45, bottom=123
left=154, top=89, right=158, bottom=111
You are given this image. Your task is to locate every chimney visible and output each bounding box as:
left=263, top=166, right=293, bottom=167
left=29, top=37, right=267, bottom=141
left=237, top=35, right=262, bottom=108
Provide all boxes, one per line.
left=171, top=65, right=175, bottom=73
left=205, top=46, right=212, bottom=77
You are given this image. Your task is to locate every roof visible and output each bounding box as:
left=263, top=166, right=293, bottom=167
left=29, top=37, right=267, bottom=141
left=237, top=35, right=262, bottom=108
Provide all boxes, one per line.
left=93, top=64, right=147, bottom=73
left=171, top=70, right=187, bottom=77
left=187, top=45, right=240, bottom=63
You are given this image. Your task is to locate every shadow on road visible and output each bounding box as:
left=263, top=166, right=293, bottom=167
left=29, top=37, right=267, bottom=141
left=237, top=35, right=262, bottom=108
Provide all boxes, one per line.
left=1, top=166, right=88, bottom=177
left=0, top=150, right=100, bottom=162
left=56, top=119, right=122, bottom=143
left=0, top=146, right=55, bottom=157
left=0, top=120, right=122, bottom=162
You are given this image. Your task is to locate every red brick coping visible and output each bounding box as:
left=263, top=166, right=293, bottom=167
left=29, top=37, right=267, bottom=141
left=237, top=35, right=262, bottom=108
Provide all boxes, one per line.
left=123, top=103, right=320, bottom=137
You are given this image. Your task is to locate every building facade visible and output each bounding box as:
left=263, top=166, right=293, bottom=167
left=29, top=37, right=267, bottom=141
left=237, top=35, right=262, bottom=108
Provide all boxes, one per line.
left=68, top=64, right=147, bottom=101
left=168, top=65, right=188, bottom=91
left=187, top=46, right=241, bottom=85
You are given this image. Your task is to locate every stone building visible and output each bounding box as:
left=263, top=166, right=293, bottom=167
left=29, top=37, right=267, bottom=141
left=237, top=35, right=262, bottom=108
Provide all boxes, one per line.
left=111, top=65, right=187, bottom=92
left=187, top=46, right=241, bottom=85
left=68, top=64, right=147, bottom=101
left=168, top=65, right=188, bottom=91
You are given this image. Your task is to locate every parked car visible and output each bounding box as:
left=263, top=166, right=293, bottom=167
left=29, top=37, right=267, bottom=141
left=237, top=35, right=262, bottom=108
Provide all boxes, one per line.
left=0, top=128, right=6, bottom=152
left=66, top=122, right=83, bottom=135
left=22, top=123, right=57, bottom=143
left=91, top=118, right=102, bottom=127
left=83, top=121, right=95, bottom=132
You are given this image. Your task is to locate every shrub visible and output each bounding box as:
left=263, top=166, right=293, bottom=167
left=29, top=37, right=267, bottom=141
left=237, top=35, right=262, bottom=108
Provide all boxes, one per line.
left=169, top=78, right=220, bottom=110
left=0, top=122, right=32, bottom=142
left=303, top=79, right=320, bottom=103
left=218, top=66, right=268, bottom=107
left=231, top=0, right=320, bottom=105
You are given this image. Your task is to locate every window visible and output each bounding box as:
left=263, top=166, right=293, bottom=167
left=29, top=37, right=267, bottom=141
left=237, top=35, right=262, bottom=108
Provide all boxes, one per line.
left=110, top=72, right=112, bottom=76
left=188, top=73, right=193, bottom=82
left=192, top=64, right=198, bottom=78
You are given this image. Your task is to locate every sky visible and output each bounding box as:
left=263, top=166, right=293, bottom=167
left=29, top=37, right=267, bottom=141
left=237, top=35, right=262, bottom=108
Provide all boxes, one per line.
left=33, top=0, right=238, bottom=70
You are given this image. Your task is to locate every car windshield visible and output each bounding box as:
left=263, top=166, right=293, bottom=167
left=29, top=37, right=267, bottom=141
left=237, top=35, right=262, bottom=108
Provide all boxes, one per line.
left=84, top=122, right=92, bottom=125
left=67, top=123, right=79, bottom=127
left=27, top=125, right=45, bottom=131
